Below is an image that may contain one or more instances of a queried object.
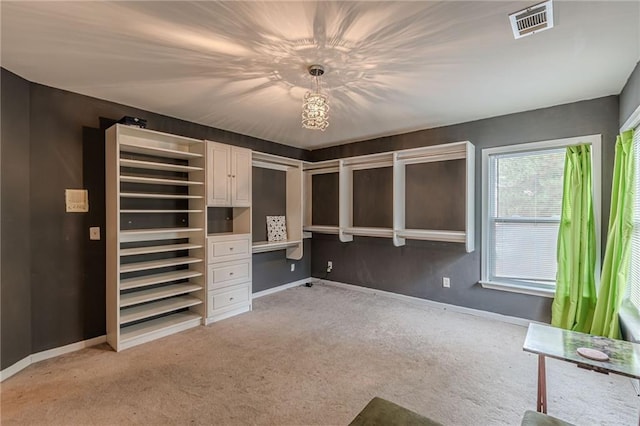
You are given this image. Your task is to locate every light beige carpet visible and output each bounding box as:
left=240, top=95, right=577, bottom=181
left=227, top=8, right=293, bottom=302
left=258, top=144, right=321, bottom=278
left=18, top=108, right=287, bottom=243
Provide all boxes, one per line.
left=1, top=284, right=636, bottom=425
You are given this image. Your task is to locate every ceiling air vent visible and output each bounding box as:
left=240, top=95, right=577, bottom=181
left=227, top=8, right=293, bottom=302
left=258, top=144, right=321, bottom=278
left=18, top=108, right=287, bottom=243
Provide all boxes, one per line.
left=509, top=0, right=554, bottom=39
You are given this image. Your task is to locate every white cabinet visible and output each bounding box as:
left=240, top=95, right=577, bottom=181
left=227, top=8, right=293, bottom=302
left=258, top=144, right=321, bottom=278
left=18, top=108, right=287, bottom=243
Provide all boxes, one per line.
left=205, top=233, right=252, bottom=323
left=105, top=124, right=206, bottom=352
left=207, top=142, right=251, bottom=207
left=231, top=148, right=252, bottom=206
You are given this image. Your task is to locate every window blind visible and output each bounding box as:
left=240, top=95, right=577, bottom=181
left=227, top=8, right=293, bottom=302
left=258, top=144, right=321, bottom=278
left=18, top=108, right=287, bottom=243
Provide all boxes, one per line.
left=488, top=148, right=565, bottom=285
left=629, top=128, right=640, bottom=310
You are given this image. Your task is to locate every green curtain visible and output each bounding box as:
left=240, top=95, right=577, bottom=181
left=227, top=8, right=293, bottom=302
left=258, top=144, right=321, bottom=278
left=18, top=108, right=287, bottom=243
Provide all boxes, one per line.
left=591, top=130, right=635, bottom=338
left=551, top=144, right=597, bottom=332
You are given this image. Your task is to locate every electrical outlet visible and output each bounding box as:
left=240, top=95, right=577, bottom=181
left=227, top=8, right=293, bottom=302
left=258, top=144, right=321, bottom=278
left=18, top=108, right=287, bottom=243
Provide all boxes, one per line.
left=89, top=227, right=100, bottom=240
left=327, top=261, right=333, bottom=273
left=442, top=277, right=450, bottom=288
left=290, top=263, right=295, bottom=272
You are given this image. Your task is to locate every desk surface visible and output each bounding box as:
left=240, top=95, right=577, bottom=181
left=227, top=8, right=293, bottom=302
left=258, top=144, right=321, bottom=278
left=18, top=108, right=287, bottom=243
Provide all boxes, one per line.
left=523, top=323, right=640, bottom=380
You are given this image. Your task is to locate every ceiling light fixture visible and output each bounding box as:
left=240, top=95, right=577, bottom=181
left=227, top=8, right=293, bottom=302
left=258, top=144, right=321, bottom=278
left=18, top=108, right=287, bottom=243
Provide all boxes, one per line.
left=302, top=64, right=329, bottom=131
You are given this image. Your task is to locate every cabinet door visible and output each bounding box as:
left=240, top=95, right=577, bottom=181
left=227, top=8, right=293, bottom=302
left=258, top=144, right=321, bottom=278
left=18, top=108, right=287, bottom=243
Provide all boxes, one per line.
left=231, top=147, right=252, bottom=207
left=207, top=142, right=231, bottom=206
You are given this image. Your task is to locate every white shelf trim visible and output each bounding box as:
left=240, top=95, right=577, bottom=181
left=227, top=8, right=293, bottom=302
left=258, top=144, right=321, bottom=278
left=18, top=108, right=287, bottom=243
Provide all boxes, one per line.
left=119, top=312, right=202, bottom=346
left=120, top=175, right=204, bottom=186
left=120, top=270, right=202, bottom=291
left=120, top=283, right=202, bottom=307
left=121, top=227, right=203, bottom=236
left=120, top=158, right=203, bottom=172
left=396, top=229, right=466, bottom=243
left=120, top=256, right=203, bottom=273
left=120, top=141, right=202, bottom=159
left=120, top=209, right=203, bottom=214
left=343, top=227, right=394, bottom=238
left=120, top=243, right=202, bottom=257
left=120, top=192, right=203, bottom=199
left=302, top=225, right=340, bottom=234
left=119, top=295, right=202, bottom=324
left=251, top=240, right=302, bottom=253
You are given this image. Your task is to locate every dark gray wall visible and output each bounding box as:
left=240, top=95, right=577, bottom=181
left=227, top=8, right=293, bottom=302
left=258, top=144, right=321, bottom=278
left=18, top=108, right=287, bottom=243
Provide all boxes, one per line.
left=1, top=67, right=311, bottom=367
left=620, top=61, right=640, bottom=128
left=1, top=70, right=32, bottom=369
left=252, top=167, right=286, bottom=243
left=253, top=240, right=312, bottom=293
left=310, top=96, right=620, bottom=322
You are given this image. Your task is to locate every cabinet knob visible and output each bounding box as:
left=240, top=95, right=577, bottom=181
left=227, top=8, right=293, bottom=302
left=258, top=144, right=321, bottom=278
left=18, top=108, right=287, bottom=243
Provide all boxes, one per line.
left=229, top=247, right=234, bottom=251
left=230, top=297, right=234, bottom=301
left=227, top=174, right=231, bottom=177
left=229, top=272, right=234, bottom=275
left=232, top=175, right=236, bottom=178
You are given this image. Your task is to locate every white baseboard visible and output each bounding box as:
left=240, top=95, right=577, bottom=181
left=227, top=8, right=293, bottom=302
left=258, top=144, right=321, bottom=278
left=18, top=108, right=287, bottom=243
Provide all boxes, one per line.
left=1, top=335, right=106, bottom=382
left=316, top=279, right=534, bottom=327
left=0, top=356, right=32, bottom=383
left=252, top=277, right=313, bottom=299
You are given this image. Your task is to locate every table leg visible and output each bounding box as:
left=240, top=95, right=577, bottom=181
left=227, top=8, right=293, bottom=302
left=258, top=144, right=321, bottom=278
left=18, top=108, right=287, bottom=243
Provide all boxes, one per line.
left=537, top=354, right=547, bottom=414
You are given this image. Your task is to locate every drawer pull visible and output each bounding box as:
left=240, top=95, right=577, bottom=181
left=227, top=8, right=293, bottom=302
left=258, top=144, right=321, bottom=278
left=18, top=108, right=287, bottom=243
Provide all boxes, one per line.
left=229, top=247, right=234, bottom=251
left=229, top=272, right=234, bottom=276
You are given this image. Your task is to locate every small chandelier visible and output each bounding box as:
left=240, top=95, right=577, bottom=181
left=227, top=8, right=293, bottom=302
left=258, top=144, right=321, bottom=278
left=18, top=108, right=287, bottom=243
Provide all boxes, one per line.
left=302, top=64, right=329, bottom=131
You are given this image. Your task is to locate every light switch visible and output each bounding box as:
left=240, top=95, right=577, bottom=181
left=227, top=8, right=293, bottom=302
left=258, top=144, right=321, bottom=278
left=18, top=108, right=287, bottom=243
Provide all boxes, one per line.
left=90, top=227, right=101, bottom=240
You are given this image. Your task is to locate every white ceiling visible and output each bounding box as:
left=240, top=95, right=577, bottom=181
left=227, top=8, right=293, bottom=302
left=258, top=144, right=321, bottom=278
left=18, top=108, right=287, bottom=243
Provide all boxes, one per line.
left=1, top=1, right=639, bottom=150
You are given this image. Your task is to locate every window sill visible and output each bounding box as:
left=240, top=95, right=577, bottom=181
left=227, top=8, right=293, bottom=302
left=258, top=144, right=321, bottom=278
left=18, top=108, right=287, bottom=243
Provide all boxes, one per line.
left=619, top=303, right=640, bottom=343
left=479, top=281, right=555, bottom=298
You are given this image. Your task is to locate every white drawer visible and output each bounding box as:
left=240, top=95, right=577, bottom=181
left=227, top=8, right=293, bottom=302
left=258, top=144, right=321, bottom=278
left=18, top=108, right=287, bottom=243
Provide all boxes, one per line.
left=208, top=235, right=250, bottom=263
left=208, top=284, right=250, bottom=315
left=208, top=259, right=251, bottom=290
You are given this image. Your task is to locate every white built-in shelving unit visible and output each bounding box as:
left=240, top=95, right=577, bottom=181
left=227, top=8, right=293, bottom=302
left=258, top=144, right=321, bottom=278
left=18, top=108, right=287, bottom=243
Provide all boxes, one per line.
left=106, top=124, right=206, bottom=351
left=252, top=152, right=304, bottom=260
left=105, top=125, right=475, bottom=352
left=303, top=141, right=475, bottom=252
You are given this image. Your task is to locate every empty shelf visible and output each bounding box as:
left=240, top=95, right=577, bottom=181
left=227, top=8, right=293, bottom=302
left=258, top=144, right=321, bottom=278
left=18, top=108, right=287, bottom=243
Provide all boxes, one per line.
left=120, top=192, right=203, bottom=199
left=120, top=158, right=203, bottom=172
left=120, top=243, right=203, bottom=257
left=121, top=227, right=203, bottom=235
left=303, top=225, right=339, bottom=234
left=121, top=209, right=203, bottom=214
left=252, top=240, right=301, bottom=253
left=120, top=227, right=204, bottom=243
left=120, top=312, right=202, bottom=346
left=120, top=141, right=202, bottom=159
left=120, top=283, right=202, bottom=307
left=396, top=229, right=466, bottom=243
left=120, top=295, right=202, bottom=325
left=120, top=175, right=203, bottom=186
left=343, top=227, right=394, bottom=238
left=120, top=270, right=202, bottom=291
left=120, top=256, right=203, bottom=273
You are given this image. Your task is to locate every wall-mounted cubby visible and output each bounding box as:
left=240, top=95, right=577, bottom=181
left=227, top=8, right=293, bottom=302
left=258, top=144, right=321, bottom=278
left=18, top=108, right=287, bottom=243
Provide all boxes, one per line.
left=251, top=152, right=303, bottom=259
left=303, top=141, right=475, bottom=252
left=303, top=160, right=340, bottom=235
left=106, top=124, right=206, bottom=351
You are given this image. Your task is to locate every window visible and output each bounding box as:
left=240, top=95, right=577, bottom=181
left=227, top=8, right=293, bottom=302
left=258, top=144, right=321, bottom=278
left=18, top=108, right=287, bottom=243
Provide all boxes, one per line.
left=481, top=135, right=601, bottom=297
left=627, top=128, right=640, bottom=311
